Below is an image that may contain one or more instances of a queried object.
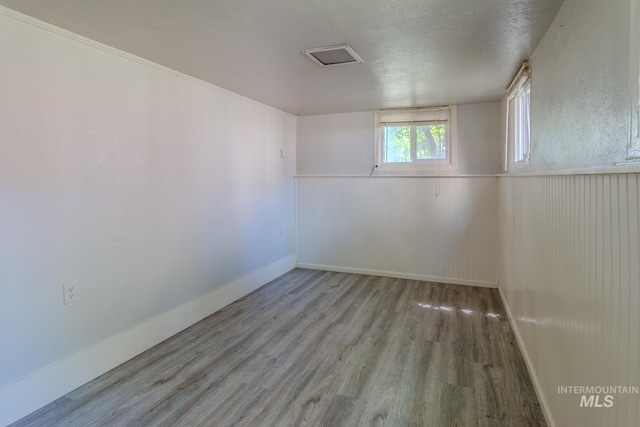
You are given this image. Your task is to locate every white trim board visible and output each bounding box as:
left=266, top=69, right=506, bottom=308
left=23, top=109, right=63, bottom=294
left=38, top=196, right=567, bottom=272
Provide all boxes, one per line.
left=0, top=255, right=296, bottom=427
left=297, top=263, right=499, bottom=289
left=294, top=174, right=500, bottom=179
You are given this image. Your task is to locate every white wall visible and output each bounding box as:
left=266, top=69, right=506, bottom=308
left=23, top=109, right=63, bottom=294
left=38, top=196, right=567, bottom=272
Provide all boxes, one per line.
left=0, top=8, right=296, bottom=424
left=297, top=176, right=499, bottom=287
left=457, top=102, right=503, bottom=174
left=295, top=103, right=502, bottom=287
left=529, top=0, right=630, bottom=171
left=296, top=111, right=375, bottom=176
left=499, top=1, right=640, bottom=426
left=297, top=102, right=502, bottom=176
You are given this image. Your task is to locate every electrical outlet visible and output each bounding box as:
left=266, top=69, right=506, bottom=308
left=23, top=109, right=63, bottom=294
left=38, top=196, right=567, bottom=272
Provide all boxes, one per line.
left=63, top=284, right=78, bottom=305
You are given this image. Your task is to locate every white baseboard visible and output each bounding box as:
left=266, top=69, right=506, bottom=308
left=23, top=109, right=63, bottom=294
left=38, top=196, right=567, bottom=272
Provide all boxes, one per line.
left=497, top=287, right=555, bottom=427
left=0, top=255, right=296, bottom=427
left=296, top=263, right=498, bottom=288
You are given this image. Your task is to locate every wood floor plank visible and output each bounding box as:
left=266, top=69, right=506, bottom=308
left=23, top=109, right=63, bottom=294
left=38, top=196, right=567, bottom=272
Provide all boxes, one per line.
left=358, top=384, right=410, bottom=427
left=316, top=394, right=366, bottom=427
left=11, top=269, right=546, bottom=427
left=437, top=383, right=477, bottom=427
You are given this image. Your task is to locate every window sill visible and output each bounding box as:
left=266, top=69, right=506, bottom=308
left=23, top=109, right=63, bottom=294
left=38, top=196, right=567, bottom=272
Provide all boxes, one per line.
left=376, top=161, right=457, bottom=174
left=614, top=158, right=640, bottom=171
left=508, top=160, right=530, bottom=174
left=499, top=164, right=640, bottom=176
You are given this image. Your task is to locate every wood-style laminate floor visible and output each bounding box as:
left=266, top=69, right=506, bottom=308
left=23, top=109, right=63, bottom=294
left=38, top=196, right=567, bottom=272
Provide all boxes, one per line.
left=12, top=269, right=546, bottom=427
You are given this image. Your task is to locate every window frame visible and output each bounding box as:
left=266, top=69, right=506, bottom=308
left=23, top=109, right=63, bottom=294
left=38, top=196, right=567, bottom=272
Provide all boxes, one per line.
left=375, top=106, right=457, bottom=173
left=506, top=61, right=532, bottom=169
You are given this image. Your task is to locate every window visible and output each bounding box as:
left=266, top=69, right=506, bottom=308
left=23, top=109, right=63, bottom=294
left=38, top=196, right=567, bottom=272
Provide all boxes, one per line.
left=507, top=61, right=531, bottom=167
left=512, top=84, right=531, bottom=162
left=629, top=0, right=640, bottom=159
left=376, top=106, right=457, bottom=171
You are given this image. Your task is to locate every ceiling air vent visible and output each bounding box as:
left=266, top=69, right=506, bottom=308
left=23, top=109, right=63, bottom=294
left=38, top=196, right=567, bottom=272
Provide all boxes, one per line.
left=302, top=44, right=363, bottom=67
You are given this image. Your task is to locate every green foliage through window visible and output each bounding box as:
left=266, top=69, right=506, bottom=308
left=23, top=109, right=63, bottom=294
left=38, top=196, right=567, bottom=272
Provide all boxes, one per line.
left=383, top=124, right=447, bottom=163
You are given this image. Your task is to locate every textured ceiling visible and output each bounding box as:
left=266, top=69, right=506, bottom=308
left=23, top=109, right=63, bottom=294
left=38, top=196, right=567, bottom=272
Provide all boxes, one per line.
left=0, top=0, right=565, bottom=116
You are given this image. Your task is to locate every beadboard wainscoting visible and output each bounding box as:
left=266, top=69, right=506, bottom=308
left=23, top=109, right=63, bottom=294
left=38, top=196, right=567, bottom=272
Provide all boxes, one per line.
left=498, top=173, right=640, bottom=427
left=296, top=176, right=499, bottom=288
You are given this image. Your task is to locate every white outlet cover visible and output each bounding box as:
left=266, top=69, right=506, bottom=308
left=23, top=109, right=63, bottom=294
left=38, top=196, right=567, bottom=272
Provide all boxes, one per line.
left=63, top=284, right=78, bottom=305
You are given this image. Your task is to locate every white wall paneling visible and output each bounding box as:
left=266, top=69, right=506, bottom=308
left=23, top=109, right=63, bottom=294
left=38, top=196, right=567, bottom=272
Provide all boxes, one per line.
left=296, top=176, right=499, bottom=287
left=498, top=173, right=640, bottom=427
left=0, top=9, right=297, bottom=425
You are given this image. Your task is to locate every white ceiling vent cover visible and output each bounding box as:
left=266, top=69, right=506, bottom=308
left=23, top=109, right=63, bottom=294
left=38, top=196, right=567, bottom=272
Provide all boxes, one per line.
left=303, top=44, right=363, bottom=67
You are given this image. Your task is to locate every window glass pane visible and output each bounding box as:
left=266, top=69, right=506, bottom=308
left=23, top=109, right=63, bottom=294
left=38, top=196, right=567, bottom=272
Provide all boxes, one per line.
left=384, top=125, right=411, bottom=162
left=513, top=88, right=531, bottom=162
left=378, top=107, right=455, bottom=169
left=416, top=124, right=447, bottom=159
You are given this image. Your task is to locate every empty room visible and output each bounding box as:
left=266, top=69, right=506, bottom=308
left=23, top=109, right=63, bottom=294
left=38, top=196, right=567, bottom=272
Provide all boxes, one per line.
left=1, top=0, right=639, bottom=426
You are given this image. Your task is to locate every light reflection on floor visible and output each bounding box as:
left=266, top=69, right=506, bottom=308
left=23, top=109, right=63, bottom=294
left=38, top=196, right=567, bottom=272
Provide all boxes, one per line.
left=417, top=302, right=501, bottom=319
